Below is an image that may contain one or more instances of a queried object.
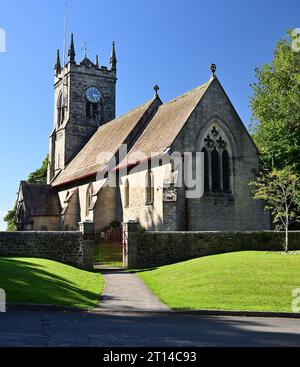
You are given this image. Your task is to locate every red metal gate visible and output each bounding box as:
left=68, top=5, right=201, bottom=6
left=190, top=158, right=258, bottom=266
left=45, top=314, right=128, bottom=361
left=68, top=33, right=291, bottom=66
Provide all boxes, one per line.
left=94, top=228, right=126, bottom=268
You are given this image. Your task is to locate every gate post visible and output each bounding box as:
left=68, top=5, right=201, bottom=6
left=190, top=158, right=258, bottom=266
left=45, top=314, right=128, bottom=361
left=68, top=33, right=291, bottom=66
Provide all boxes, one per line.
left=79, top=221, right=95, bottom=270
left=122, top=221, right=138, bottom=268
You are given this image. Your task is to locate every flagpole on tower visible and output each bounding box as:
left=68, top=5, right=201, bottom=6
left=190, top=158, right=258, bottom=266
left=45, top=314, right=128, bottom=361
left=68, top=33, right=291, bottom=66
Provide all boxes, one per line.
left=62, top=3, right=68, bottom=110
left=63, top=2, right=68, bottom=68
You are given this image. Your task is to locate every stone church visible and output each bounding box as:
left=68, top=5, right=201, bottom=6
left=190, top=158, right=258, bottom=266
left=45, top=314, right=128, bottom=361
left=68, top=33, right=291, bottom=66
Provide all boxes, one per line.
left=16, top=34, right=270, bottom=232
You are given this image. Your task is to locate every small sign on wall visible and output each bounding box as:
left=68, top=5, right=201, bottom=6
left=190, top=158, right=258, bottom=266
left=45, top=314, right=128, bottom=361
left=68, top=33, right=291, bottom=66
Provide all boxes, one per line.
left=163, top=189, right=177, bottom=202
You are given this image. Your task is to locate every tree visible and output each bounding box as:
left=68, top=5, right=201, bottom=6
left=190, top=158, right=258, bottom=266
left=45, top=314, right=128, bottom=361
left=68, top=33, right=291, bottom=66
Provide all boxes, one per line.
left=4, top=155, right=48, bottom=231
left=250, top=31, right=300, bottom=174
left=3, top=205, right=17, bottom=231
left=27, top=155, right=48, bottom=184
left=250, top=168, right=300, bottom=252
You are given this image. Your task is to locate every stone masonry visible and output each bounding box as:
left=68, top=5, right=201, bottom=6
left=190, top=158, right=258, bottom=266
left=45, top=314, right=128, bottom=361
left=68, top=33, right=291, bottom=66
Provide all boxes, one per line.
left=0, top=228, right=94, bottom=269
left=125, top=228, right=300, bottom=268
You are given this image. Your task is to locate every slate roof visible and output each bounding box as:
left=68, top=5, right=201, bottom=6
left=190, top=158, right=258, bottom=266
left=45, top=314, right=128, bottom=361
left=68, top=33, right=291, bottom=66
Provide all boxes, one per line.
left=20, top=181, right=61, bottom=217
left=52, top=97, right=158, bottom=186
left=117, top=79, right=212, bottom=168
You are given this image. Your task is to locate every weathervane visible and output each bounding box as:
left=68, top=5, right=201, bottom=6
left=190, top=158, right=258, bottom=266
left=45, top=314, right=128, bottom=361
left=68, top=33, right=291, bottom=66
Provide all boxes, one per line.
left=81, top=41, right=90, bottom=58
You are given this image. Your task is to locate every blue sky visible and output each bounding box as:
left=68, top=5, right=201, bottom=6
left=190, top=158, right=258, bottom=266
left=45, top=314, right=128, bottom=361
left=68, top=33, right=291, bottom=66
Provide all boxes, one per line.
left=0, top=0, right=299, bottom=229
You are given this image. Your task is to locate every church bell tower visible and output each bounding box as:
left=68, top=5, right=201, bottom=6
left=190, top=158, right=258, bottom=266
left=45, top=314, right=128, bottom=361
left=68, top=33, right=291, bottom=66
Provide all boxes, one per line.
left=48, top=34, right=117, bottom=183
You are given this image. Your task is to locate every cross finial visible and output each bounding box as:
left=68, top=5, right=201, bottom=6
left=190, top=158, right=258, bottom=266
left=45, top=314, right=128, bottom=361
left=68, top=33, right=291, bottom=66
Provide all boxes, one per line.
left=154, top=84, right=160, bottom=97
left=210, top=63, right=217, bottom=77
left=81, top=41, right=90, bottom=58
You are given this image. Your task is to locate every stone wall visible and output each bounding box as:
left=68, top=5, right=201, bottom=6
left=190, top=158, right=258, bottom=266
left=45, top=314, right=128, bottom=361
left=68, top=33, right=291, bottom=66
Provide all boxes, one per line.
left=0, top=231, right=92, bottom=269
left=30, top=216, right=61, bottom=231
left=127, top=230, right=300, bottom=268
left=120, top=164, right=169, bottom=230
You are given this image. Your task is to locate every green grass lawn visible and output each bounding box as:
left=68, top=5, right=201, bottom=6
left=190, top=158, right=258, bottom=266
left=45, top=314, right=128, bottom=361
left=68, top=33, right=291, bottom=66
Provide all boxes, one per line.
left=137, top=251, right=300, bottom=312
left=0, top=258, right=104, bottom=308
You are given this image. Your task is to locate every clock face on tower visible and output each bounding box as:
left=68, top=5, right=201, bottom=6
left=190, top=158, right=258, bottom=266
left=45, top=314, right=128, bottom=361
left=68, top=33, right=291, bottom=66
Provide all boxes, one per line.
left=85, top=87, right=102, bottom=104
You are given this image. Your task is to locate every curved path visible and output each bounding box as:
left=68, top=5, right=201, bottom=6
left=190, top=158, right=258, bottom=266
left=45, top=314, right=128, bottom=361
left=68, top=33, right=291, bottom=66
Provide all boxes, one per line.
left=97, top=270, right=169, bottom=312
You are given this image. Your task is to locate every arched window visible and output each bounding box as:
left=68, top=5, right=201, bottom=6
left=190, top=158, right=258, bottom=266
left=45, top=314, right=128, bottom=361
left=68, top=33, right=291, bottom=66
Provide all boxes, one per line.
left=86, top=102, right=92, bottom=118
left=86, top=184, right=93, bottom=217
left=201, top=123, right=234, bottom=194
left=57, top=92, right=64, bottom=126
left=56, top=153, right=61, bottom=169
left=124, top=179, right=129, bottom=208
left=16, top=203, right=26, bottom=225
left=211, top=148, right=220, bottom=192
left=201, top=148, right=209, bottom=192
left=222, top=149, right=231, bottom=193
left=86, top=102, right=99, bottom=119
left=145, top=170, right=154, bottom=205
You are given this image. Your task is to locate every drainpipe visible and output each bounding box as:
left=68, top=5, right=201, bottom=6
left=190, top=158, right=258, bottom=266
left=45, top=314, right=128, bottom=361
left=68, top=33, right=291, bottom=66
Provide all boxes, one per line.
left=184, top=186, right=189, bottom=231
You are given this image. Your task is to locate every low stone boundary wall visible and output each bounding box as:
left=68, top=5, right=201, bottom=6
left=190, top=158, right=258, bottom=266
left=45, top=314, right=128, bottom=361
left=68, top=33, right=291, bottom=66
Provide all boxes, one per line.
left=0, top=231, right=92, bottom=269
left=126, top=230, right=300, bottom=268
left=3, top=225, right=300, bottom=270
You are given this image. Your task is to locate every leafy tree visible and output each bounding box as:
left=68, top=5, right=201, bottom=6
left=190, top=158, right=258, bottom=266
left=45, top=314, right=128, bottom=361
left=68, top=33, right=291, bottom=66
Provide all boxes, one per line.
left=3, top=205, right=17, bottom=231
left=4, top=155, right=48, bottom=231
left=27, top=155, right=48, bottom=184
left=250, top=168, right=300, bottom=252
left=250, top=31, right=300, bottom=173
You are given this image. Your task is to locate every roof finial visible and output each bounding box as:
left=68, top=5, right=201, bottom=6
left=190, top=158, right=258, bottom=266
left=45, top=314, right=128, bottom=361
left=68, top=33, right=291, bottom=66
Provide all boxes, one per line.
left=95, top=54, right=99, bottom=68
left=68, top=33, right=76, bottom=63
left=110, top=41, right=117, bottom=71
left=210, top=63, right=216, bottom=77
left=154, top=84, right=160, bottom=97
left=55, top=49, right=62, bottom=76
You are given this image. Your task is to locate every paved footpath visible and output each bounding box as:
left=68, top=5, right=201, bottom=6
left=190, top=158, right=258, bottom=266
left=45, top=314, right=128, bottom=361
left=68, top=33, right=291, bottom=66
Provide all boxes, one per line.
left=97, top=270, right=169, bottom=312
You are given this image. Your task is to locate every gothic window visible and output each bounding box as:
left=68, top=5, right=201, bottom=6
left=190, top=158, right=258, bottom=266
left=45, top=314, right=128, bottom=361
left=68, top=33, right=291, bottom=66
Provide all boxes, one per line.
left=201, top=148, right=209, bottom=192
left=145, top=170, right=154, bottom=205
left=124, top=179, right=129, bottom=208
left=57, top=92, right=64, bottom=126
left=86, top=102, right=99, bottom=119
left=201, top=124, right=233, bottom=194
left=211, top=148, right=220, bottom=192
left=86, top=102, right=92, bottom=119
left=16, top=202, right=26, bottom=226
left=222, top=149, right=231, bottom=193
left=86, top=184, right=93, bottom=217
left=56, top=153, right=61, bottom=169
left=92, top=104, right=98, bottom=118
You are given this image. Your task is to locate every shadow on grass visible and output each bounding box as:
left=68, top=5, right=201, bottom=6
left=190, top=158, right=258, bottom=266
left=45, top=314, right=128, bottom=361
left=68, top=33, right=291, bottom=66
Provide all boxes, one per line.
left=93, top=268, right=158, bottom=275
left=0, top=258, right=100, bottom=308
left=126, top=268, right=158, bottom=274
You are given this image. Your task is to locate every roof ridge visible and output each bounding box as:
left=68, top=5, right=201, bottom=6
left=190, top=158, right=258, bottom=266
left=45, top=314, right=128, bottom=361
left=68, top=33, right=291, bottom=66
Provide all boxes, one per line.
left=22, top=181, right=51, bottom=187
left=164, top=78, right=212, bottom=105
left=98, top=97, right=156, bottom=131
